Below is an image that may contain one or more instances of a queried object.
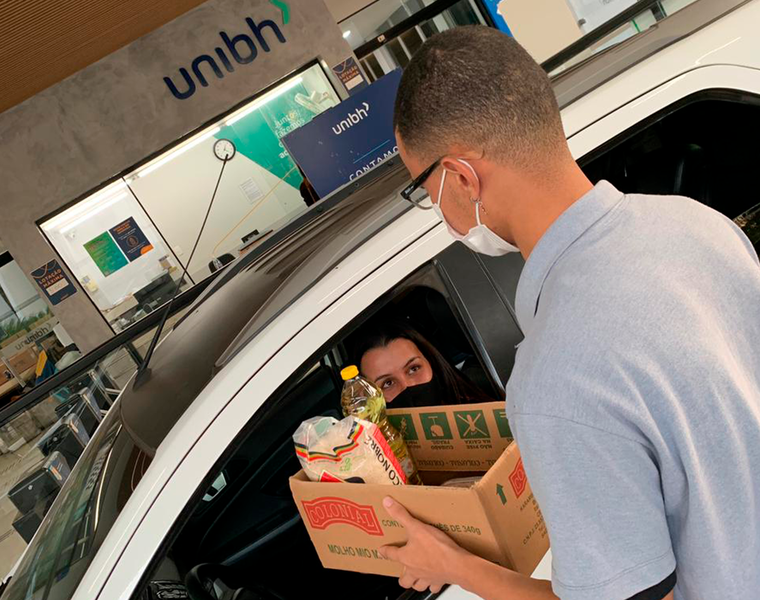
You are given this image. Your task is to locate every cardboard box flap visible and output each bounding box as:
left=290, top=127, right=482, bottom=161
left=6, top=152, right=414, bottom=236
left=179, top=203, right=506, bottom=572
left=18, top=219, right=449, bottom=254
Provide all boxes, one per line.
left=476, top=445, right=548, bottom=574
left=386, top=401, right=512, bottom=472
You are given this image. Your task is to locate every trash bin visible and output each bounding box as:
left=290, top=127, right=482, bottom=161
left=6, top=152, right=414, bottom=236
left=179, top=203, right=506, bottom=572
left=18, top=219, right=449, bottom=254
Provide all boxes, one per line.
left=37, top=414, right=90, bottom=467
left=12, top=496, right=56, bottom=543
left=54, top=392, right=101, bottom=436
left=8, top=450, right=70, bottom=514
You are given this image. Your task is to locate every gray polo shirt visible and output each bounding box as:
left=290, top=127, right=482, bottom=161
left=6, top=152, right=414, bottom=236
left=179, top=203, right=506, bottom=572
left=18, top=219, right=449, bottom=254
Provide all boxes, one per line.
left=505, top=181, right=760, bottom=600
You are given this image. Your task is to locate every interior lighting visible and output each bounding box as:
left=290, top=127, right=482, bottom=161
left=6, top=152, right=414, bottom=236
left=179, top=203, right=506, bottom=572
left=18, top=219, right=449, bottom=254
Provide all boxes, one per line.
left=132, top=126, right=221, bottom=179
left=343, top=30, right=351, bottom=38
left=42, top=181, right=128, bottom=232
left=225, top=77, right=303, bottom=126
left=59, top=193, right=127, bottom=234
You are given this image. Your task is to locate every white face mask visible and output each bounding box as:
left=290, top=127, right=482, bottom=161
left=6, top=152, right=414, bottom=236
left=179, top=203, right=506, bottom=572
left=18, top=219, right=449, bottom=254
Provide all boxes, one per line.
left=433, top=159, right=520, bottom=256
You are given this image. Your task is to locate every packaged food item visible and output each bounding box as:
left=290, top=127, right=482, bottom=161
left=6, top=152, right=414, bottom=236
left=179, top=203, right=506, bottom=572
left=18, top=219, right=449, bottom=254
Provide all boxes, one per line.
left=340, top=365, right=422, bottom=485
left=441, top=476, right=483, bottom=488
left=294, top=416, right=409, bottom=485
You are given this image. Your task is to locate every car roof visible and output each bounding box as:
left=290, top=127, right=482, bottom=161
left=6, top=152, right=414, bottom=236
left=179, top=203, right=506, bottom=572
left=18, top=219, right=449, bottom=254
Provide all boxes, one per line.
left=120, top=159, right=413, bottom=456
left=550, top=0, right=751, bottom=109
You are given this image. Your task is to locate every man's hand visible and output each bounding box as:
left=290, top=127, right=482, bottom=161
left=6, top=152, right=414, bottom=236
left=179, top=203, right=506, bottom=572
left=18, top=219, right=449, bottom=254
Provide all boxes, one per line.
left=378, top=496, right=475, bottom=593
left=378, top=497, right=558, bottom=600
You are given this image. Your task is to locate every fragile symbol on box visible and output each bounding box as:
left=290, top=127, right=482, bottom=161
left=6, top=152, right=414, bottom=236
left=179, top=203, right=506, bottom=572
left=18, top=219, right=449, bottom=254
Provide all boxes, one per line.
left=509, top=458, right=528, bottom=498
left=302, top=497, right=383, bottom=536
left=420, top=413, right=453, bottom=440
left=455, top=410, right=490, bottom=439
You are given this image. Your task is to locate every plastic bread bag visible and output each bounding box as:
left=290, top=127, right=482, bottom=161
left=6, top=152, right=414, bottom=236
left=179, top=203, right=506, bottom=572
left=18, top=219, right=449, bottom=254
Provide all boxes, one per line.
left=293, top=415, right=409, bottom=485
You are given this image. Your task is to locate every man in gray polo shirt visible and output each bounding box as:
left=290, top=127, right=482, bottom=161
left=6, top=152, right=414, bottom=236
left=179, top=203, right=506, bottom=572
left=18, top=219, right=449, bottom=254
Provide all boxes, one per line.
left=379, top=26, right=760, bottom=600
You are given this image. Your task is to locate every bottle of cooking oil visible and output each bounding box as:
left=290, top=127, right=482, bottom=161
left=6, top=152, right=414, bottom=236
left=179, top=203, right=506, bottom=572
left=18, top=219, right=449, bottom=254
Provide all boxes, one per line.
left=340, top=365, right=422, bottom=485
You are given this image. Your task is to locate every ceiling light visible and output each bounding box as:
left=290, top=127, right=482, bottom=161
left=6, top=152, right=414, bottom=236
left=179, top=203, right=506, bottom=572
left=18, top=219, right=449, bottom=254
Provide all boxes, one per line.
left=133, top=127, right=221, bottom=179
left=225, top=77, right=303, bottom=126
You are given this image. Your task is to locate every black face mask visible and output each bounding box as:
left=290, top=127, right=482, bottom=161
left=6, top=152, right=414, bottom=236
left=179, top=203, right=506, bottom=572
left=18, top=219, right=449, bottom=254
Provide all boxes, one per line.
left=389, top=376, right=452, bottom=408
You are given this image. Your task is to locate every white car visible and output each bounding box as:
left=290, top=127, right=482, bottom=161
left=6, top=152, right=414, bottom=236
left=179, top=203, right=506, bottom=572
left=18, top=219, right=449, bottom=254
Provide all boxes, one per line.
left=3, top=1, right=759, bottom=598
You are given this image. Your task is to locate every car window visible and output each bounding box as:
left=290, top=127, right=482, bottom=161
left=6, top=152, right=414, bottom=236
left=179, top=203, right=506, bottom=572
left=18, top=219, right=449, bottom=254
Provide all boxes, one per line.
left=580, top=91, right=760, bottom=221
left=130, top=251, right=522, bottom=600
left=3, top=407, right=149, bottom=600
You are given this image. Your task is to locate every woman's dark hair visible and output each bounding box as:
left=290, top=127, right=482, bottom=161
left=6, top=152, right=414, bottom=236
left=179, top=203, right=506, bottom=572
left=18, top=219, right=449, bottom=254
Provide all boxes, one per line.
left=352, top=320, right=493, bottom=404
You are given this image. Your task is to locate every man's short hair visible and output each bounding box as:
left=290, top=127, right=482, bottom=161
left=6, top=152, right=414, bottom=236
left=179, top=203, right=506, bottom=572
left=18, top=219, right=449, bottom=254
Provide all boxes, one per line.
left=394, top=26, right=566, bottom=168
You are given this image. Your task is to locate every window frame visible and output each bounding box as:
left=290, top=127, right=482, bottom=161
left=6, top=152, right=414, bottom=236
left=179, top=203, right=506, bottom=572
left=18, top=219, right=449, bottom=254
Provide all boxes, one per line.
left=566, top=64, right=760, bottom=161
left=576, top=87, right=760, bottom=171
left=35, top=59, right=341, bottom=336
left=102, top=220, right=451, bottom=600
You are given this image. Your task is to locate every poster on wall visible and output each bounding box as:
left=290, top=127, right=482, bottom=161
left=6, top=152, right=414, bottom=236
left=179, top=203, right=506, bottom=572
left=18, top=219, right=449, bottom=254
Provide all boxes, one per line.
left=109, top=217, right=154, bottom=262
left=30, top=259, right=78, bottom=305
left=281, top=70, right=402, bottom=198
left=84, top=232, right=128, bottom=277
left=332, top=57, right=368, bottom=96
left=565, top=0, right=638, bottom=32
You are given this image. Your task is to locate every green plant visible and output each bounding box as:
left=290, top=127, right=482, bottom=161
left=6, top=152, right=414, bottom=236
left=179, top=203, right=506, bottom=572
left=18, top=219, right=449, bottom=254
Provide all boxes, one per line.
left=0, top=308, right=52, bottom=341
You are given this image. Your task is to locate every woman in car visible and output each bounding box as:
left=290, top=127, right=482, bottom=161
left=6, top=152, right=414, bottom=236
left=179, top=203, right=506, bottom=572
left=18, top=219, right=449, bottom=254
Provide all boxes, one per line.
left=354, top=320, right=494, bottom=408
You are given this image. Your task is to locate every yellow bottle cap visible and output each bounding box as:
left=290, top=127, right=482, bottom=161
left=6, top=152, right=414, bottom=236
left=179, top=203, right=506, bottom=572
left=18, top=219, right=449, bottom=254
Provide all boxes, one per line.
left=341, top=365, right=359, bottom=380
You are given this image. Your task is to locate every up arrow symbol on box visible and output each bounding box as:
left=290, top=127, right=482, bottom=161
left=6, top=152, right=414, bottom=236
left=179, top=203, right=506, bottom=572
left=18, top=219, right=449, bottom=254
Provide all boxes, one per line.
left=496, top=483, right=507, bottom=506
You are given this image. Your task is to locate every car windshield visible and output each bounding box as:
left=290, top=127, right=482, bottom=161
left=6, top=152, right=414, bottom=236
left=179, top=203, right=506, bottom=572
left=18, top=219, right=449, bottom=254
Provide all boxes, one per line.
left=3, top=405, right=147, bottom=600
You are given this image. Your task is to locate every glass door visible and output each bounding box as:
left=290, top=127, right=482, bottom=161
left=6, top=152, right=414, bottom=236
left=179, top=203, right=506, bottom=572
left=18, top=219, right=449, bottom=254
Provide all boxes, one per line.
left=340, top=0, right=489, bottom=82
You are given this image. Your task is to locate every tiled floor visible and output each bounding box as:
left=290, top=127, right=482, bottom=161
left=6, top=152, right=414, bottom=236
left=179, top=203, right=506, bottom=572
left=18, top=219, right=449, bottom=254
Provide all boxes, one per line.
left=0, top=433, right=46, bottom=581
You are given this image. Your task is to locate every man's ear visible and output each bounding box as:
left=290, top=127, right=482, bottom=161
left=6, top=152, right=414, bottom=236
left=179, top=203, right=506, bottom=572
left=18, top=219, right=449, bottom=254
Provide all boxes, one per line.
left=440, top=157, right=481, bottom=200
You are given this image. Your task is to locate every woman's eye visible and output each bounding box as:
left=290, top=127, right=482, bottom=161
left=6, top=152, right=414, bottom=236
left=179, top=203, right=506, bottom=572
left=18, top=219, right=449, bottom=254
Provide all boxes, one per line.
left=408, top=365, right=421, bottom=374
left=381, top=379, right=394, bottom=389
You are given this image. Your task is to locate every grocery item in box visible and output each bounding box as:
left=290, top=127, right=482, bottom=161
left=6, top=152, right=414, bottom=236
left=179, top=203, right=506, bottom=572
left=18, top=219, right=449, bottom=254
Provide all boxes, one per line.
left=294, top=416, right=411, bottom=485
left=340, top=366, right=421, bottom=484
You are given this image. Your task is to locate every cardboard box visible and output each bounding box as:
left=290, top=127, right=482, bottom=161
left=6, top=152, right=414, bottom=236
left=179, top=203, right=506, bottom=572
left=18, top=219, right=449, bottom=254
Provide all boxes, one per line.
left=9, top=348, right=38, bottom=374
left=290, top=402, right=548, bottom=577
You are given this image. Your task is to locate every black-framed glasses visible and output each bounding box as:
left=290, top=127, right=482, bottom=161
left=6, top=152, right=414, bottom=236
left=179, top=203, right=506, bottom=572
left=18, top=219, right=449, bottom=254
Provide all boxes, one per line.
left=400, top=158, right=441, bottom=209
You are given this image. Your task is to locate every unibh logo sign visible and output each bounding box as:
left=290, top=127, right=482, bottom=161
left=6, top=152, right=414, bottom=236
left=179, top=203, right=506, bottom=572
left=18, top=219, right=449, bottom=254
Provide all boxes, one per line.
left=164, top=1, right=290, bottom=100
left=332, top=102, right=370, bottom=135
left=302, top=497, right=384, bottom=536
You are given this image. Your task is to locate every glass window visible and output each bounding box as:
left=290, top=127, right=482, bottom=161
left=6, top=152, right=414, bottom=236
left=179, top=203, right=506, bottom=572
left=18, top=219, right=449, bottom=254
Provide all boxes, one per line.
left=0, top=254, right=78, bottom=393
left=341, top=0, right=427, bottom=50
left=346, top=0, right=487, bottom=78
left=581, top=93, right=760, bottom=222
left=2, top=409, right=147, bottom=600
left=547, top=0, right=700, bottom=77
left=40, top=183, right=188, bottom=334
left=400, top=27, right=425, bottom=56
left=40, top=63, right=340, bottom=334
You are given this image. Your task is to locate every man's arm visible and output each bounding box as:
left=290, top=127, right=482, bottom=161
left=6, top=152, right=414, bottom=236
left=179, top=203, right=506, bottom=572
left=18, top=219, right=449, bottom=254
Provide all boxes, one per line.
left=379, top=496, right=555, bottom=598
left=380, top=497, right=675, bottom=600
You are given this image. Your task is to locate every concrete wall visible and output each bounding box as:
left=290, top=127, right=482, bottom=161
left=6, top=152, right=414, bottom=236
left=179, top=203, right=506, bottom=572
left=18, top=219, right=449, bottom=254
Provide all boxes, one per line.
left=0, top=0, right=355, bottom=353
